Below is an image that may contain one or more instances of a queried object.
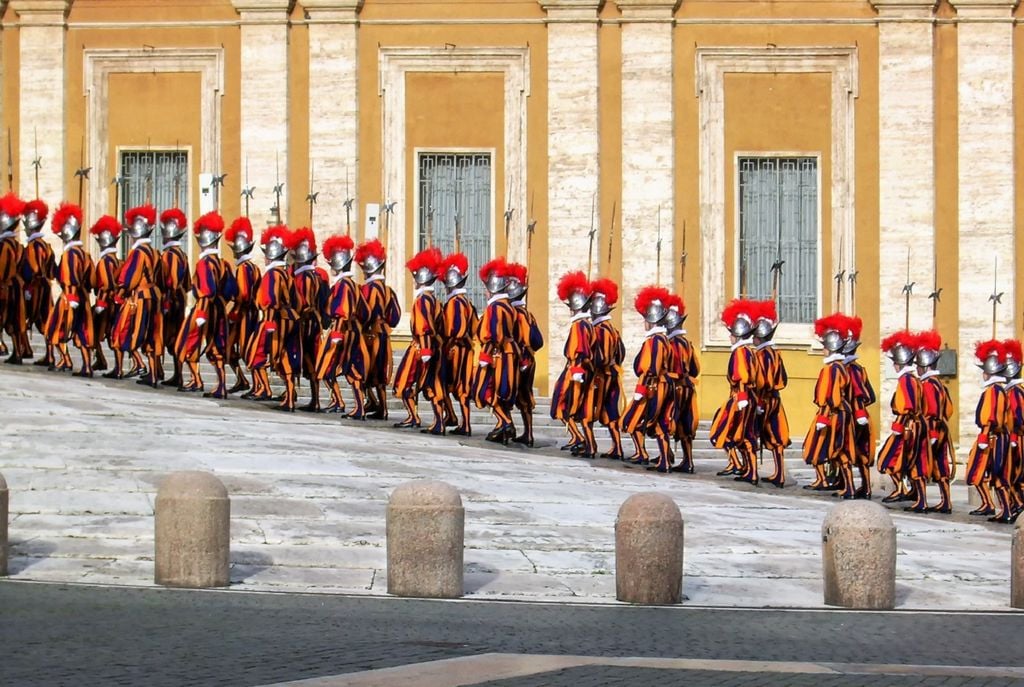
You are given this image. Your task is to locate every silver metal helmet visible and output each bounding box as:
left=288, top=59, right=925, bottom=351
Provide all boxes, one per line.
left=590, top=291, right=611, bottom=317
left=644, top=299, right=668, bottom=324
left=888, top=343, right=915, bottom=366
left=161, top=218, right=186, bottom=242
left=486, top=272, right=508, bottom=295
left=95, top=228, right=117, bottom=250
left=729, top=316, right=753, bottom=339
left=981, top=354, right=1006, bottom=376
left=232, top=232, right=254, bottom=259
left=129, top=215, right=154, bottom=239
left=0, top=211, right=18, bottom=232
left=291, top=234, right=317, bottom=265
left=916, top=347, right=940, bottom=368
left=754, top=318, right=777, bottom=340
left=59, top=215, right=81, bottom=243
left=197, top=227, right=221, bottom=249
left=842, top=335, right=861, bottom=356
left=262, top=235, right=288, bottom=262
left=329, top=249, right=353, bottom=273
left=361, top=254, right=384, bottom=275
left=23, top=209, right=44, bottom=233
left=822, top=329, right=845, bottom=353
left=413, top=266, right=436, bottom=286
left=445, top=266, right=468, bottom=289
left=1006, top=357, right=1021, bottom=379
left=506, top=277, right=526, bottom=301
left=567, top=290, right=589, bottom=313
left=664, top=306, right=682, bottom=331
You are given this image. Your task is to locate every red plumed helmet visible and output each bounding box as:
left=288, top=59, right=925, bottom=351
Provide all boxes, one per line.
left=665, top=293, right=685, bottom=313
left=193, top=211, right=225, bottom=234
left=557, top=270, right=590, bottom=302
left=354, top=238, right=386, bottom=265
left=505, top=262, right=528, bottom=285
left=89, top=215, right=122, bottom=238
left=721, top=298, right=756, bottom=329
left=23, top=199, right=48, bottom=221
left=479, top=257, right=508, bottom=283
left=442, top=252, right=469, bottom=277
left=406, top=246, right=443, bottom=274
left=881, top=329, right=912, bottom=353
left=261, top=225, right=291, bottom=246
left=1003, top=339, right=1023, bottom=364
left=634, top=285, right=670, bottom=315
left=126, top=204, right=157, bottom=226
left=290, top=226, right=316, bottom=252
left=816, top=313, right=850, bottom=339
left=160, top=208, right=187, bottom=229
left=0, top=193, right=25, bottom=218
left=975, top=339, right=1004, bottom=364
left=322, top=234, right=354, bottom=259
left=590, top=278, right=619, bottom=307
left=52, top=203, right=84, bottom=234
left=847, top=315, right=863, bottom=340
left=759, top=299, right=778, bottom=323
left=915, top=329, right=942, bottom=352
left=225, top=217, right=253, bottom=244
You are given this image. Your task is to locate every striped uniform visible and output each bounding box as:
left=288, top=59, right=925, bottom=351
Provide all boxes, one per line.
left=314, top=272, right=367, bottom=386
left=91, top=248, right=122, bottom=349
left=112, top=239, right=163, bottom=354
left=802, top=354, right=852, bottom=467
left=621, top=327, right=672, bottom=436
left=1005, top=379, right=1024, bottom=492
left=876, top=367, right=925, bottom=478
left=667, top=330, right=701, bottom=445
left=550, top=314, right=595, bottom=422
left=160, top=243, right=191, bottom=356
left=754, top=342, right=790, bottom=450
left=20, top=233, right=55, bottom=336
left=245, top=263, right=299, bottom=375
left=590, top=316, right=625, bottom=428
left=293, top=265, right=328, bottom=381
left=394, top=288, right=443, bottom=401
left=709, top=339, right=757, bottom=451
left=45, top=242, right=94, bottom=348
left=173, top=250, right=231, bottom=363
left=359, top=276, right=401, bottom=388
left=472, top=294, right=520, bottom=409
left=441, top=290, right=479, bottom=405
left=0, top=232, right=27, bottom=348
left=919, top=371, right=955, bottom=481
left=845, top=355, right=877, bottom=468
left=512, top=300, right=542, bottom=411
left=227, top=257, right=261, bottom=370
left=966, top=380, right=1010, bottom=487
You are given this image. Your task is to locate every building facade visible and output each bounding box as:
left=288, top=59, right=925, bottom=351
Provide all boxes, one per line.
left=0, top=0, right=1019, bottom=454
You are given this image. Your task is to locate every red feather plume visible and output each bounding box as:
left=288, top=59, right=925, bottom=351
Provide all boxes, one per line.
left=816, top=313, right=850, bottom=339
left=225, top=217, right=253, bottom=244
left=881, top=329, right=914, bottom=353
left=1003, top=339, right=1023, bottom=363
left=354, top=238, right=386, bottom=265
left=441, top=252, right=469, bottom=277
left=634, top=285, right=670, bottom=316
left=721, top=298, right=756, bottom=328
left=479, top=257, right=508, bottom=283
left=406, top=246, right=443, bottom=274
left=193, top=211, right=225, bottom=235
left=52, top=203, right=84, bottom=234
left=89, top=214, right=121, bottom=238
left=915, top=329, right=942, bottom=352
left=322, top=234, right=354, bottom=259
left=160, top=208, right=187, bottom=230
left=125, top=204, right=157, bottom=226
left=0, top=193, right=25, bottom=218
left=975, top=339, right=1004, bottom=364
left=847, top=315, right=863, bottom=340
left=590, top=278, right=619, bottom=307
left=23, top=199, right=48, bottom=221
left=759, top=299, right=778, bottom=323
left=261, top=225, right=291, bottom=247
left=290, top=226, right=316, bottom=252
left=665, top=293, right=685, bottom=314
left=557, top=270, right=590, bottom=302
left=505, top=262, right=528, bottom=285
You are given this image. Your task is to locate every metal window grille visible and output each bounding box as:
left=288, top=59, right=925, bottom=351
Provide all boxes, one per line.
left=738, top=156, right=818, bottom=324
left=119, top=151, right=189, bottom=257
left=418, top=153, right=492, bottom=309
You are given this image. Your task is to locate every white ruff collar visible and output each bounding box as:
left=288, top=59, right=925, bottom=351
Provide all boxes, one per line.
left=199, top=248, right=220, bottom=259
left=731, top=337, right=753, bottom=351
left=645, top=325, right=666, bottom=339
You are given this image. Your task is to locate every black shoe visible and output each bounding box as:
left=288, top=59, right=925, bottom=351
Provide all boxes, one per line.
left=560, top=442, right=581, bottom=452
left=298, top=403, right=320, bottom=413
left=33, top=358, right=52, bottom=367
left=764, top=477, right=785, bottom=488
left=321, top=404, right=345, bottom=414
left=367, top=410, right=386, bottom=420
left=988, top=514, right=1011, bottom=523
left=717, top=468, right=738, bottom=477
left=450, top=427, right=470, bottom=436
left=102, top=370, right=122, bottom=379
left=161, top=376, right=182, bottom=388
left=602, top=452, right=624, bottom=460
left=881, top=493, right=902, bottom=503
left=421, top=426, right=445, bottom=436
left=969, top=507, right=995, bottom=516
left=227, top=381, right=250, bottom=395
left=393, top=419, right=420, bottom=429
left=72, top=370, right=94, bottom=378
left=4, top=355, right=22, bottom=365
left=927, top=505, right=952, bottom=514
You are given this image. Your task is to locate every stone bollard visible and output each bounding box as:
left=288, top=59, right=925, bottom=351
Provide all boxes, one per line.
left=822, top=500, right=896, bottom=609
left=155, top=471, right=230, bottom=588
left=387, top=480, right=464, bottom=598
left=1012, top=520, right=1024, bottom=609
left=0, top=472, right=7, bottom=576
left=615, top=492, right=684, bottom=605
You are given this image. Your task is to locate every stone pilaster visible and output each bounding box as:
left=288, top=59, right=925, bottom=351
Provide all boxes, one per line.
left=617, top=0, right=678, bottom=364
left=232, top=0, right=291, bottom=228
left=12, top=0, right=70, bottom=214
left=871, top=0, right=936, bottom=428
left=540, top=0, right=602, bottom=383
left=304, top=0, right=361, bottom=242
left=949, top=0, right=1017, bottom=445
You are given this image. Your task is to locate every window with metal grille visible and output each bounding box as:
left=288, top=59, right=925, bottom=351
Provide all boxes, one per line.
left=418, top=152, right=493, bottom=309
left=737, top=156, right=818, bottom=324
left=118, top=150, right=189, bottom=256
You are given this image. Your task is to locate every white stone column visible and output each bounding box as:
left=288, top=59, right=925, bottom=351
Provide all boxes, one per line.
left=233, top=0, right=290, bottom=228
left=871, top=0, right=936, bottom=426
left=541, top=0, right=602, bottom=380
left=618, top=0, right=677, bottom=363
left=304, top=0, right=361, bottom=242
left=12, top=0, right=70, bottom=213
left=950, top=0, right=1016, bottom=444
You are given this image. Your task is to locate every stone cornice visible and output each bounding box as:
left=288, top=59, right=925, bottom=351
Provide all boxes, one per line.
left=617, top=0, right=679, bottom=20
left=539, top=0, right=603, bottom=22
left=232, top=0, right=293, bottom=23
left=948, top=0, right=1017, bottom=16
left=869, top=0, right=937, bottom=18
left=301, top=0, right=361, bottom=23
left=9, top=0, right=70, bottom=24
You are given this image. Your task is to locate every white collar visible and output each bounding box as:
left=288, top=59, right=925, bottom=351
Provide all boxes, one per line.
left=487, top=293, right=509, bottom=305
left=983, top=376, right=1007, bottom=389
left=448, top=288, right=468, bottom=300
left=294, top=264, right=315, bottom=275
left=593, top=315, right=611, bottom=325
left=163, top=240, right=182, bottom=249
left=897, top=365, right=916, bottom=378
left=1007, top=378, right=1023, bottom=388
left=756, top=340, right=775, bottom=350
left=27, top=231, right=45, bottom=241
left=414, top=285, right=435, bottom=298
left=199, top=248, right=220, bottom=259
left=236, top=253, right=253, bottom=264
left=918, top=369, right=940, bottom=381
left=730, top=337, right=753, bottom=351
left=131, top=238, right=152, bottom=249
left=570, top=311, right=590, bottom=323
left=366, top=273, right=385, bottom=283
left=645, top=325, right=667, bottom=339
left=0, top=230, right=14, bottom=240
left=844, top=354, right=859, bottom=364
left=99, top=247, right=118, bottom=258
left=267, top=260, right=287, bottom=270
left=824, top=353, right=846, bottom=364
left=667, top=328, right=683, bottom=339
left=510, top=298, right=525, bottom=307
left=330, top=271, right=353, bottom=286
left=64, top=240, right=83, bottom=249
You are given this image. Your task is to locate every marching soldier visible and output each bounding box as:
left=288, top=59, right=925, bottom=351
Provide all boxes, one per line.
left=802, top=314, right=853, bottom=496
left=914, top=330, right=954, bottom=514
left=0, top=193, right=29, bottom=364
left=225, top=217, right=260, bottom=396
left=158, top=208, right=191, bottom=388
left=709, top=299, right=758, bottom=481
left=550, top=271, right=595, bottom=457
left=314, top=235, right=367, bottom=417
left=621, top=286, right=673, bottom=470
left=90, top=215, right=123, bottom=376
left=876, top=330, right=924, bottom=504
left=291, top=228, right=327, bottom=412
left=45, top=203, right=94, bottom=376
left=588, top=277, right=625, bottom=460
left=438, top=252, right=478, bottom=436
left=966, top=340, right=1009, bottom=519
left=665, top=294, right=700, bottom=473
left=842, top=316, right=876, bottom=499
left=112, top=205, right=164, bottom=386
left=20, top=200, right=54, bottom=366
left=355, top=239, right=400, bottom=420
left=1005, top=340, right=1024, bottom=523
left=472, top=258, right=521, bottom=444
left=752, top=300, right=790, bottom=487
left=393, top=247, right=444, bottom=432
left=173, top=212, right=232, bottom=397
left=507, top=263, right=543, bottom=448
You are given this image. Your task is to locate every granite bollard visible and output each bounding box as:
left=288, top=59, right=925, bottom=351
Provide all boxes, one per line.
left=0, top=472, right=7, bottom=576
left=615, top=492, right=684, bottom=605
left=822, top=500, right=896, bottom=609
left=1012, top=520, right=1024, bottom=609
left=155, top=471, right=230, bottom=588
left=386, top=480, right=464, bottom=598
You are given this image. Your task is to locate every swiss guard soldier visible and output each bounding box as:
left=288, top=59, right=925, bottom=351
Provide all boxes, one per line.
left=803, top=314, right=853, bottom=496
left=709, top=299, right=758, bottom=482
left=438, top=252, right=478, bottom=436
left=665, top=294, right=700, bottom=473
left=45, top=203, right=94, bottom=376
left=158, top=208, right=191, bottom=388
left=1004, top=339, right=1024, bottom=523
left=113, top=204, right=164, bottom=386
left=225, top=217, right=260, bottom=396
left=173, top=212, right=232, bottom=397
left=589, top=277, right=625, bottom=460
left=314, top=234, right=366, bottom=417
left=355, top=238, right=401, bottom=420
left=393, top=247, right=445, bottom=432
left=842, top=315, right=876, bottom=499
left=0, top=193, right=28, bottom=364
left=914, top=330, right=954, bottom=514
left=90, top=215, right=122, bottom=376
left=621, top=286, right=673, bottom=470
left=877, top=330, right=924, bottom=504
left=752, top=300, right=790, bottom=487
left=507, top=263, right=543, bottom=448
left=290, top=228, right=327, bottom=412
left=473, top=258, right=520, bottom=444
left=550, top=271, right=595, bottom=457
left=20, top=199, right=54, bottom=365
left=966, top=341, right=1009, bottom=519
